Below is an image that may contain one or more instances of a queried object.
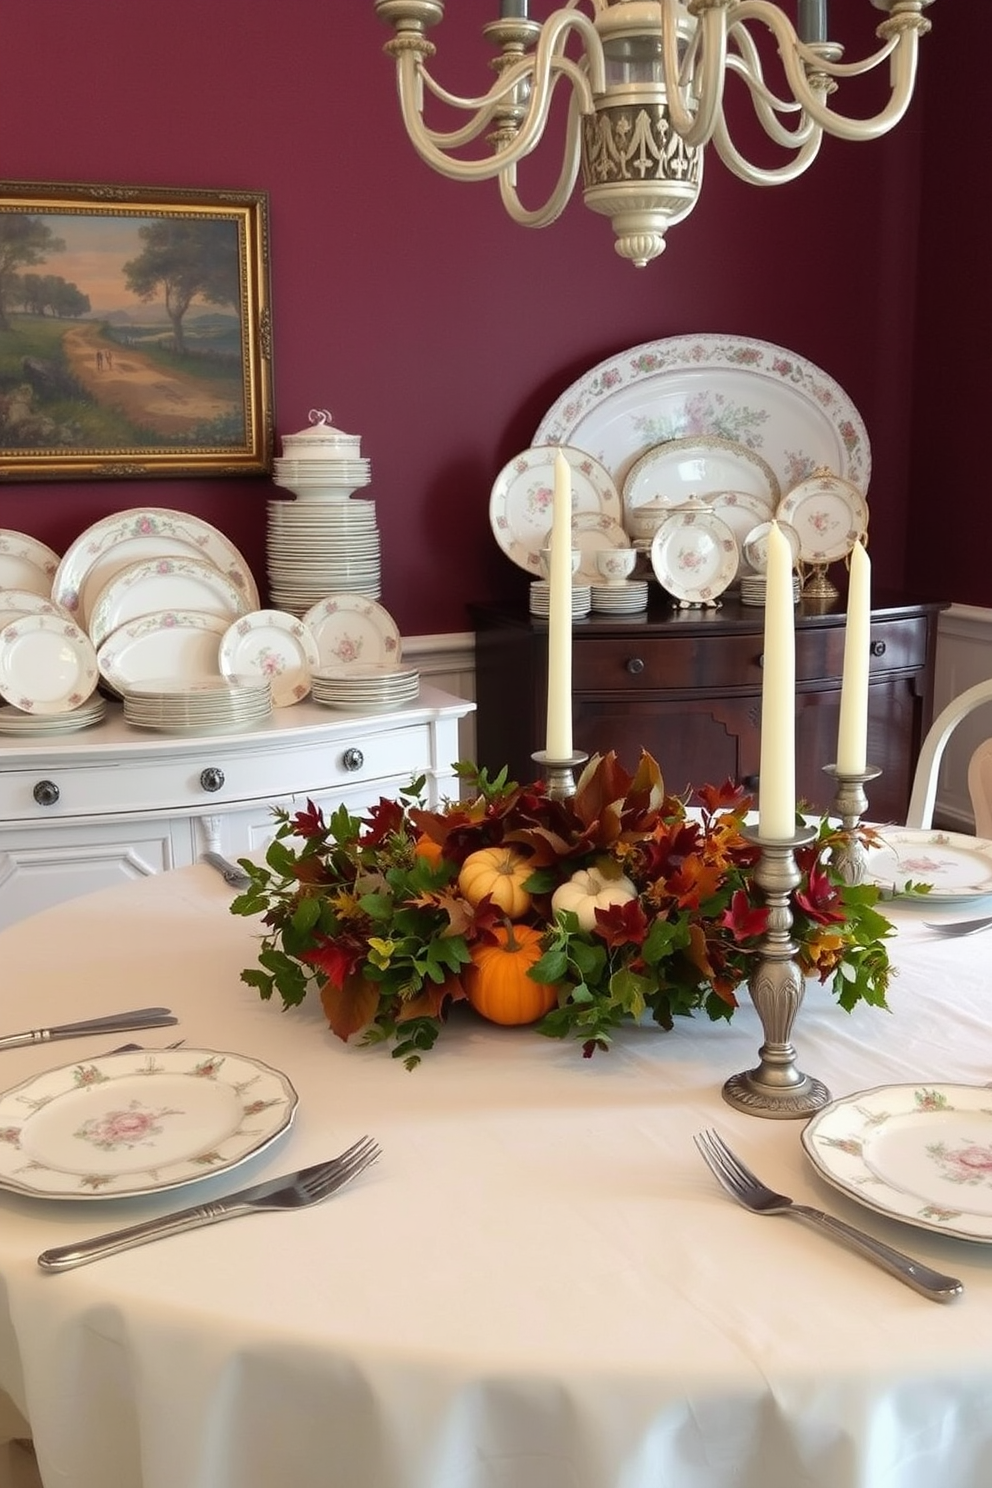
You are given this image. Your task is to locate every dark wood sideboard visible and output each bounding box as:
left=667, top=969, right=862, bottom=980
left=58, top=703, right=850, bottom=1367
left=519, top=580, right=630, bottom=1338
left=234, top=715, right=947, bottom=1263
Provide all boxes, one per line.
left=471, top=591, right=948, bottom=824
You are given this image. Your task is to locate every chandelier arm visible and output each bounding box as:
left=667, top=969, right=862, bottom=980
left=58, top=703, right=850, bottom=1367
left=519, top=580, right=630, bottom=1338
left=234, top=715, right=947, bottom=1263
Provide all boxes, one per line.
left=731, top=1, right=901, bottom=81
left=711, top=111, right=823, bottom=186
left=497, top=87, right=585, bottom=229
left=728, top=1, right=924, bottom=140
left=722, top=44, right=819, bottom=152
left=662, top=0, right=727, bottom=148
left=391, top=10, right=601, bottom=179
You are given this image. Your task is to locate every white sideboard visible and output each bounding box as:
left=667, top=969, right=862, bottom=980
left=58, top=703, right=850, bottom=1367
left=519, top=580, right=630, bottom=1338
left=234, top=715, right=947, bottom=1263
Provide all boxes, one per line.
left=0, top=686, right=475, bottom=929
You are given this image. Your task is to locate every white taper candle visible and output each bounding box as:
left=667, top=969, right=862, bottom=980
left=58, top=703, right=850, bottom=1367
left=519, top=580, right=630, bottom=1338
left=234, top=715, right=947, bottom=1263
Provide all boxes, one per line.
left=545, top=449, right=573, bottom=759
left=837, top=539, right=871, bottom=774
left=758, top=521, right=797, bottom=840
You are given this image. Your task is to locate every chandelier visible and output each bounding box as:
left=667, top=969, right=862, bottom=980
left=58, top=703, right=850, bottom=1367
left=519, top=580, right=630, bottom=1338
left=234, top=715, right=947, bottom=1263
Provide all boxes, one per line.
left=374, top=0, right=933, bottom=267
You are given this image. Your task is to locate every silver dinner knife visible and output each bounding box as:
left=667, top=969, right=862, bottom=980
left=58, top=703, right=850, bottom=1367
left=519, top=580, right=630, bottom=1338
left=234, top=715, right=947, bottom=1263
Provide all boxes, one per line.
left=0, top=1008, right=178, bottom=1052
left=202, top=851, right=252, bottom=889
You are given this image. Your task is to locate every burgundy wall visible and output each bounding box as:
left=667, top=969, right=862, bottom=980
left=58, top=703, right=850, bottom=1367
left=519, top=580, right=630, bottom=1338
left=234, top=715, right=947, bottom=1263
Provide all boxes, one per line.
left=0, top=4, right=974, bottom=633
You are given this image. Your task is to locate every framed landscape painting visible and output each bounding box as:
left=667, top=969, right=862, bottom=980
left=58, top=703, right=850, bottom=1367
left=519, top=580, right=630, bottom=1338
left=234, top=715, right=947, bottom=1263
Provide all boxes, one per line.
left=0, top=180, right=274, bottom=480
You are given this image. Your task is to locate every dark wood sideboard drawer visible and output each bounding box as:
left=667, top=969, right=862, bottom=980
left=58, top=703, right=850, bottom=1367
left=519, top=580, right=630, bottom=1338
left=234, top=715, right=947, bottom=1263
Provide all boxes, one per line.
left=572, top=616, right=930, bottom=693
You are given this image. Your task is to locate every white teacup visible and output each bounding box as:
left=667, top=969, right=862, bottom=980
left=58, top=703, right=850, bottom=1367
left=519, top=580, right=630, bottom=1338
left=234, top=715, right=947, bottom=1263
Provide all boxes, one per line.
left=595, top=547, right=637, bottom=586
left=538, top=547, right=582, bottom=579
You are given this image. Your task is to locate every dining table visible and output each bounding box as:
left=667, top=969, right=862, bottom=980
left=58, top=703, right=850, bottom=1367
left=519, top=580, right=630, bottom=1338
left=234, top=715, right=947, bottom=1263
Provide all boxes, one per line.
left=0, top=857, right=991, bottom=1488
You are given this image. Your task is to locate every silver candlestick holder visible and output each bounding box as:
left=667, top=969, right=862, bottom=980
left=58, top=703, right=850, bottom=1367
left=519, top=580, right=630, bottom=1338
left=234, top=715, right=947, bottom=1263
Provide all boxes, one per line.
left=722, top=824, right=831, bottom=1119
left=822, top=763, right=882, bottom=886
left=531, top=749, right=589, bottom=800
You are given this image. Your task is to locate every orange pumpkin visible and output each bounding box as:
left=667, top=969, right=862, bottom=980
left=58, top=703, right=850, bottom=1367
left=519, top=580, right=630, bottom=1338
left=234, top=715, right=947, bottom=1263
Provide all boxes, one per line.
left=458, top=846, right=533, bottom=919
left=412, top=834, right=444, bottom=867
left=463, top=923, right=558, bottom=1026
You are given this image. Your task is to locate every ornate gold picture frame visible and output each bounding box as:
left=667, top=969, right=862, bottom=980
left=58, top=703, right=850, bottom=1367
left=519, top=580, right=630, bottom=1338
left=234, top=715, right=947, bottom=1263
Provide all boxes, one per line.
left=0, top=180, right=273, bottom=480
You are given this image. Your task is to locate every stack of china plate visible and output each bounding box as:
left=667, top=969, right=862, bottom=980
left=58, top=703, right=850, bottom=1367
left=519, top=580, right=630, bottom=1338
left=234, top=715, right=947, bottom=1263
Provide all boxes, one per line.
left=266, top=498, right=382, bottom=612
left=0, top=694, right=106, bottom=735
left=121, top=676, right=273, bottom=733
left=740, top=573, right=802, bottom=606
left=271, top=410, right=371, bottom=503
left=311, top=663, right=420, bottom=714
left=529, top=580, right=591, bottom=618
left=590, top=580, right=650, bottom=614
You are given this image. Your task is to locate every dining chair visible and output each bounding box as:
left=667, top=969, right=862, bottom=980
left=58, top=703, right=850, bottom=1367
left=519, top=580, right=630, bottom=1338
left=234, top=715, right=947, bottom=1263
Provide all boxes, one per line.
left=905, top=676, right=992, bottom=830
left=967, top=738, right=992, bottom=839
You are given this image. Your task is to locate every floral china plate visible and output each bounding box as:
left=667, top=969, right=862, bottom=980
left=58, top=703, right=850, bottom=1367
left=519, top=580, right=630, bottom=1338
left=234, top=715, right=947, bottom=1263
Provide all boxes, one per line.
left=489, top=445, right=622, bottom=575
left=218, top=610, right=320, bottom=707
left=0, top=1047, right=297, bottom=1200
left=302, top=594, right=402, bottom=669
left=0, top=530, right=60, bottom=599
left=650, top=507, right=738, bottom=604
left=776, top=471, right=868, bottom=564
left=96, top=610, right=229, bottom=694
left=566, top=513, right=630, bottom=584
left=0, top=613, right=98, bottom=714
left=863, top=828, right=992, bottom=901
left=802, top=1082, right=992, bottom=1242
left=621, top=435, right=780, bottom=513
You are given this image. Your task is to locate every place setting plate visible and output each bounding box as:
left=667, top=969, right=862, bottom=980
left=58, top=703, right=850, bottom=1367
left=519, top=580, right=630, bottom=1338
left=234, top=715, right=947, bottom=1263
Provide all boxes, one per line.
left=776, top=471, right=868, bottom=564
left=0, top=1047, right=298, bottom=1201
left=218, top=610, right=321, bottom=707
left=302, top=594, right=402, bottom=669
left=803, top=1082, right=992, bottom=1243
left=0, top=530, right=60, bottom=598
left=862, top=828, right=992, bottom=902
left=650, top=507, right=739, bottom=605
left=0, top=612, right=99, bottom=714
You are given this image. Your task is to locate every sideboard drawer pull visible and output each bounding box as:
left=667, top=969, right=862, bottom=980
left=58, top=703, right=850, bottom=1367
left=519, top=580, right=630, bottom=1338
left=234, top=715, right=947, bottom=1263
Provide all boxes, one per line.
left=200, top=767, right=226, bottom=794
left=870, top=640, right=887, bottom=658
left=626, top=657, right=645, bottom=676
left=33, top=780, right=60, bottom=807
left=342, top=748, right=364, bottom=772
left=756, top=653, right=764, bottom=669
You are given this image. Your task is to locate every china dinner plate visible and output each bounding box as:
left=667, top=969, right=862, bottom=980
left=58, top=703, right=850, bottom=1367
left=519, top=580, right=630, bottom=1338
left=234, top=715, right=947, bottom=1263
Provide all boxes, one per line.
left=0, top=530, right=60, bottom=598
left=650, top=508, right=738, bottom=603
left=52, top=508, right=259, bottom=629
left=302, top=594, right=402, bottom=669
left=863, top=828, right=992, bottom=901
left=0, top=613, right=99, bottom=713
left=0, top=1047, right=298, bottom=1200
left=802, top=1083, right=992, bottom=1243
left=218, top=610, right=320, bottom=706
left=568, top=513, right=631, bottom=584
left=776, top=471, right=868, bottom=565
left=621, top=435, right=780, bottom=513
left=97, top=610, right=228, bottom=692
left=489, top=445, right=622, bottom=576
left=533, top=333, right=870, bottom=499
left=0, top=588, right=71, bottom=631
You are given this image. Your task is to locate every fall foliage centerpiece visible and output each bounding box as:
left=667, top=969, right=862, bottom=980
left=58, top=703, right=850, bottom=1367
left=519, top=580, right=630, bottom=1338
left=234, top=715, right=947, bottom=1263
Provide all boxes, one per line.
left=231, top=751, right=894, bottom=1068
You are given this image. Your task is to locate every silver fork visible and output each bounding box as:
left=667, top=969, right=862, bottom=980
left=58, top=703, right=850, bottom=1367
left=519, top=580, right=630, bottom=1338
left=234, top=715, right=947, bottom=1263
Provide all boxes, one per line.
left=37, top=1136, right=380, bottom=1272
left=922, top=915, right=992, bottom=937
left=694, top=1130, right=963, bottom=1302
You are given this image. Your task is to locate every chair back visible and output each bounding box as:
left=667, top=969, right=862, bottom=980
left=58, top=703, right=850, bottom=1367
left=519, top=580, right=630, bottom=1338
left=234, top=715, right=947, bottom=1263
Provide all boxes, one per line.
left=905, top=677, right=992, bottom=829
left=967, top=738, right=992, bottom=840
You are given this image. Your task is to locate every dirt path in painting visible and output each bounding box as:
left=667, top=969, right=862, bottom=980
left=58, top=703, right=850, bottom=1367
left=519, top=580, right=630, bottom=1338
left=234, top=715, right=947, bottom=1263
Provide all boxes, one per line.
left=61, top=321, right=239, bottom=437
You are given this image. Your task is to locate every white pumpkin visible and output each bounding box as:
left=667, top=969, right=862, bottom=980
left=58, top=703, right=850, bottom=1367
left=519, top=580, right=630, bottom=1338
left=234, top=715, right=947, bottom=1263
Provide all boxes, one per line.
left=551, top=866, right=638, bottom=931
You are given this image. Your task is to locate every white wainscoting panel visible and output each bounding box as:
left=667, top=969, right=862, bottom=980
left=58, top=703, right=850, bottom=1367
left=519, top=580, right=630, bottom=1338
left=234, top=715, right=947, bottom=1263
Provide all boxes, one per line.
left=402, top=632, right=476, bottom=780
left=930, top=605, right=992, bottom=830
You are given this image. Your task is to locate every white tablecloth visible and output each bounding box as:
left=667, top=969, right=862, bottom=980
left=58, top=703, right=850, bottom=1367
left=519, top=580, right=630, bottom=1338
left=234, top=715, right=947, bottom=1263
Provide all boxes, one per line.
left=0, top=868, right=990, bottom=1488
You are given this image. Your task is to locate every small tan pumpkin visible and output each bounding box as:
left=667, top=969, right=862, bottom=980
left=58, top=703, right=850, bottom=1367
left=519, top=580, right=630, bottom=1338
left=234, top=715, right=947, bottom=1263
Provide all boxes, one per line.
left=463, top=923, right=558, bottom=1026
left=457, top=845, right=533, bottom=919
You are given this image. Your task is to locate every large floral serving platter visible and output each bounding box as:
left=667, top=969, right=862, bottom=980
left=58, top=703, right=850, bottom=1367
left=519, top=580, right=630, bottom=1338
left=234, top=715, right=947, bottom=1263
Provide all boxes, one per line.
left=0, top=530, right=60, bottom=598
left=776, top=471, right=868, bottom=564
left=863, top=828, right=992, bottom=902
left=0, top=613, right=98, bottom=714
left=52, top=509, right=259, bottom=629
left=0, top=1047, right=297, bottom=1199
left=533, top=333, right=870, bottom=500
left=489, top=445, right=621, bottom=575
left=802, top=1083, right=992, bottom=1242
left=88, top=554, right=253, bottom=649
left=650, top=507, right=738, bottom=604
left=96, top=610, right=228, bottom=693
left=621, top=435, right=779, bottom=513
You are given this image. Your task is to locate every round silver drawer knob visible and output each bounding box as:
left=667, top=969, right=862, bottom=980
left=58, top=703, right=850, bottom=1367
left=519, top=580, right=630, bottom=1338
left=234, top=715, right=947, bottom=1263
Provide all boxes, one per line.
left=626, top=657, right=645, bottom=675
left=200, top=767, right=226, bottom=793
left=342, top=747, right=364, bottom=772
left=33, top=780, right=60, bottom=807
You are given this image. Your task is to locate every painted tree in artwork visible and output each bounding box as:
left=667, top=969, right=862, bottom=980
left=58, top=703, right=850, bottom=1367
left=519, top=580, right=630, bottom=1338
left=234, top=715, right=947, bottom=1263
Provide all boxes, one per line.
left=0, top=214, right=67, bottom=331
left=122, top=217, right=241, bottom=355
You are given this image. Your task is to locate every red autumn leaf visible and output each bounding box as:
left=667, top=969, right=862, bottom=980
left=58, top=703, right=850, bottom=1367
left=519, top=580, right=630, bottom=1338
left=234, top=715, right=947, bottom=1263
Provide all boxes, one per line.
left=306, top=936, right=363, bottom=989
left=695, top=779, right=752, bottom=815
left=593, top=895, right=650, bottom=947
left=721, top=888, right=769, bottom=942
left=289, top=799, right=326, bottom=839
left=795, top=861, right=846, bottom=925
left=360, top=796, right=407, bottom=846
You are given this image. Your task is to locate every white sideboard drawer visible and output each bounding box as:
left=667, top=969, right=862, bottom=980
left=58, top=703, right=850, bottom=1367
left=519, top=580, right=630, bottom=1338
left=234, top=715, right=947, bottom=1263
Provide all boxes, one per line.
left=0, top=722, right=435, bottom=822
